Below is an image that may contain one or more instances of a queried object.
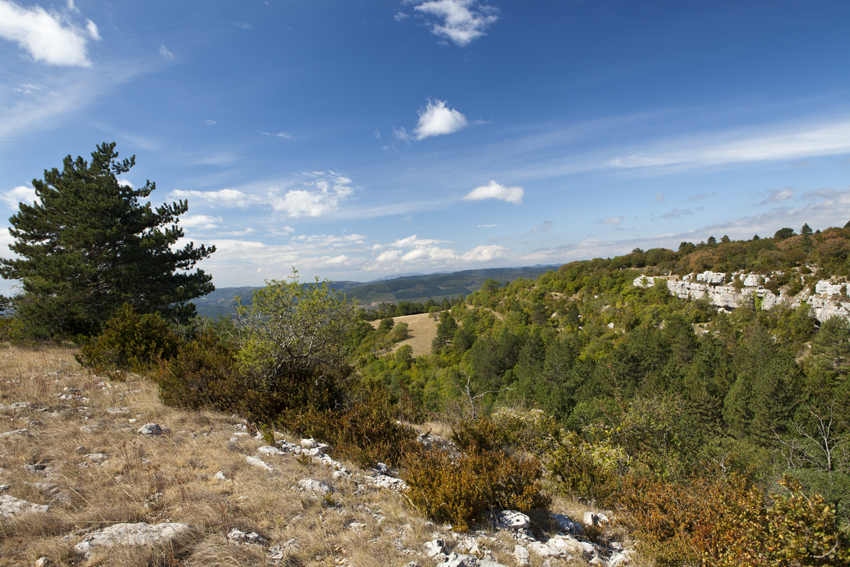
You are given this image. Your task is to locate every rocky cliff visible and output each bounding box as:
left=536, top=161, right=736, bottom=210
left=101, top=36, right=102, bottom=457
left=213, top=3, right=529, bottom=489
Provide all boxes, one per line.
left=633, top=271, right=850, bottom=322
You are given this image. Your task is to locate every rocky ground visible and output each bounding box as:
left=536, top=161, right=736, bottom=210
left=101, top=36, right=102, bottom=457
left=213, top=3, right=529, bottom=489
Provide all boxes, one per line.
left=0, top=346, right=637, bottom=567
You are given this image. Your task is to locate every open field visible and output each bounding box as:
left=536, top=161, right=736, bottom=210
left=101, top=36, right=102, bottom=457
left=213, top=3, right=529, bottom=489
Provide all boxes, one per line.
left=369, top=313, right=439, bottom=357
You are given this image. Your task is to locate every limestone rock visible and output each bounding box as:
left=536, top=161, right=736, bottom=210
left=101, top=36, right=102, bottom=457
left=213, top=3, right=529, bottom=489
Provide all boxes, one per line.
left=424, top=539, right=447, bottom=559
left=298, top=479, right=332, bottom=495
left=0, top=494, right=49, bottom=517
left=73, top=522, right=193, bottom=557
left=514, top=544, right=530, bottom=566
left=300, top=438, right=318, bottom=449
left=137, top=423, right=164, bottom=436
left=496, top=510, right=530, bottom=530
left=0, top=429, right=29, bottom=439
left=246, top=456, right=272, bottom=471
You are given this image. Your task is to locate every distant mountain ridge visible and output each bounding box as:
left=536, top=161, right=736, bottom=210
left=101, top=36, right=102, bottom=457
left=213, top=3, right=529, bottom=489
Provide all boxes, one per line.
left=193, top=265, right=560, bottom=317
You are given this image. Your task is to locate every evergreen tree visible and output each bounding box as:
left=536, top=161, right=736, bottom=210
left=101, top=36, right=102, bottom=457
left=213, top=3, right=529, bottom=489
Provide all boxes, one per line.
left=0, top=143, right=215, bottom=336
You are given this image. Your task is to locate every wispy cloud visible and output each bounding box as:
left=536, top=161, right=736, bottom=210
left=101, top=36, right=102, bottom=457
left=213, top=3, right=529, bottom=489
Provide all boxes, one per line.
left=687, top=192, right=714, bottom=201
left=597, top=215, right=627, bottom=225
left=654, top=192, right=666, bottom=203
left=661, top=208, right=693, bottom=219
left=232, top=21, right=252, bottom=30
left=532, top=220, right=553, bottom=232
left=394, top=11, right=409, bottom=22
left=260, top=131, right=292, bottom=139
left=204, top=119, right=216, bottom=126
left=477, top=223, right=496, bottom=228
left=414, top=99, right=468, bottom=140
left=391, top=235, right=450, bottom=247
left=411, top=0, right=499, bottom=47
left=609, top=119, right=850, bottom=171
left=463, top=180, right=523, bottom=205
left=760, top=188, right=795, bottom=205
left=159, top=45, right=173, bottom=59
left=0, top=0, right=99, bottom=67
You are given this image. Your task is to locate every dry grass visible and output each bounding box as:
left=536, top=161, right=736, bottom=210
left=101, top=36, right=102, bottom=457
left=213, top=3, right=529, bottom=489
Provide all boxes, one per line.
left=368, top=313, right=439, bottom=357
left=0, top=344, right=622, bottom=567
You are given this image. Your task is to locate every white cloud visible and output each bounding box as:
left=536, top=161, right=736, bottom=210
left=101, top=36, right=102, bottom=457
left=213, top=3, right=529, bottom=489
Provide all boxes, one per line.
left=414, top=99, right=468, bottom=140
left=463, top=180, right=523, bottom=205
left=597, top=215, right=627, bottom=225
left=269, top=174, right=354, bottom=218
left=477, top=223, right=496, bottom=228
left=204, top=119, right=216, bottom=126
left=391, top=234, right=449, bottom=247
left=376, top=249, right=402, bottom=263
left=159, top=44, right=173, bottom=59
left=654, top=192, right=666, bottom=203
left=171, top=188, right=260, bottom=208
left=117, top=179, right=133, bottom=188
left=179, top=214, right=221, bottom=230
left=233, top=21, right=252, bottom=30
left=412, top=0, right=499, bottom=46
left=0, top=0, right=98, bottom=66
left=462, top=245, right=509, bottom=262
left=2, top=185, right=36, bottom=208
left=394, top=11, right=409, bottom=22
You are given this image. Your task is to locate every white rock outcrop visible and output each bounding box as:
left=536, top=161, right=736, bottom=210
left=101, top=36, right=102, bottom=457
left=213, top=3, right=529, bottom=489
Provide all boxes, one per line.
left=0, top=495, right=49, bottom=517
left=73, top=522, right=193, bottom=557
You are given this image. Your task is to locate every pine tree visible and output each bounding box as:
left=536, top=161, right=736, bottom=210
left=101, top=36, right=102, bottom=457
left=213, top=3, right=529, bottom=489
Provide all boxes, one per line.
left=0, top=143, right=215, bottom=336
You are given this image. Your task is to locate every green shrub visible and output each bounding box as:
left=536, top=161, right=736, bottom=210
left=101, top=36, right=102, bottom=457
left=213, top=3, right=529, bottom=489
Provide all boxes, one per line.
left=546, top=430, right=629, bottom=504
left=0, top=316, right=26, bottom=343
left=77, top=304, right=180, bottom=376
left=401, top=445, right=549, bottom=532
left=156, top=330, right=240, bottom=411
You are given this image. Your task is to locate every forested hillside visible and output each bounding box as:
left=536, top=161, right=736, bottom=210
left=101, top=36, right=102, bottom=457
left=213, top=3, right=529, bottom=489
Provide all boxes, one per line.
left=350, top=223, right=850, bottom=564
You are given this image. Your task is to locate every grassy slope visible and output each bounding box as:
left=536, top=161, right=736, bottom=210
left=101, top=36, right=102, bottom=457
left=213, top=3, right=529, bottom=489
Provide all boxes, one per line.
left=0, top=346, right=613, bottom=567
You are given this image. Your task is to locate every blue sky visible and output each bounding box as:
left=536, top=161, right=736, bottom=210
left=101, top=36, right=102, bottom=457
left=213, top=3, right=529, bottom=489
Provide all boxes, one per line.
left=2, top=0, right=850, bottom=291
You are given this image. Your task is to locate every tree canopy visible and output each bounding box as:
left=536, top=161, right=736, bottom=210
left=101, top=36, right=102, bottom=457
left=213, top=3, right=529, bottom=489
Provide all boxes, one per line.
left=0, top=142, right=215, bottom=336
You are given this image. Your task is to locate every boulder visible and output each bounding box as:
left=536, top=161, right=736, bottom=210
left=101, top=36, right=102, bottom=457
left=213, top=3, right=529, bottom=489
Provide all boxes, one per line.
left=246, top=456, right=272, bottom=471
left=496, top=510, right=530, bottom=530
left=298, top=479, right=332, bottom=495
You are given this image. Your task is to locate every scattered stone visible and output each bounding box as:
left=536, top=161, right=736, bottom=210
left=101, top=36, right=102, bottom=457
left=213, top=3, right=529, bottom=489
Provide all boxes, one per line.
left=366, top=474, right=408, bottom=491
left=496, top=510, right=530, bottom=530
left=246, top=456, right=272, bottom=471
left=300, top=438, right=318, bottom=449
left=0, top=485, right=9, bottom=493
left=24, top=463, right=47, bottom=473
left=80, top=424, right=104, bottom=434
left=228, top=528, right=269, bottom=547
left=374, top=462, right=390, bottom=475
left=86, top=453, right=108, bottom=462
left=424, top=539, right=447, bottom=559
left=34, top=557, right=50, bottom=567
left=214, top=471, right=228, bottom=481
left=0, top=495, right=49, bottom=517
left=137, top=423, right=164, bottom=436
left=349, top=522, right=367, bottom=530
left=298, top=479, right=332, bottom=495
left=106, top=407, right=131, bottom=415
left=258, top=445, right=287, bottom=456
left=73, top=522, right=194, bottom=557
left=436, top=553, right=479, bottom=567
